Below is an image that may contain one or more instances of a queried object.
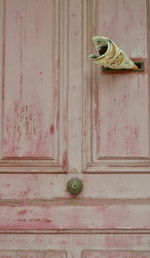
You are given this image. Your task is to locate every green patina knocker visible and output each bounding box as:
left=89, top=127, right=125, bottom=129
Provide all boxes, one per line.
left=67, top=178, right=83, bottom=194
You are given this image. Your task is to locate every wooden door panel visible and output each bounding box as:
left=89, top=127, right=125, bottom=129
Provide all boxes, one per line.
left=0, top=0, right=150, bottom=256
left=1, top=0, right=149, bottom=173
left=82, top=250, right=150, bottom=258
left=0, top=0, right=68, bottom=172
left=0, top=250, right=66, bottom=258
left=0, top=174, right=150, bottom=200
left=83, top=0, right=150, bottom=172
left=3, top=0, right=55, bottom=158
left=0, top=234, right=150, bottom=258
left=0, top=204, right=150, bottom=230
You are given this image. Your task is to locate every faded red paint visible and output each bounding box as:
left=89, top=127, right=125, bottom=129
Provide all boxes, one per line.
left=83, top=130, right=86, bottom=136
left=56, top=111, right=59, bottom=130
left=4, top=103, right=55, bottom=157
left=17, top=209, right=28, bottom=216
left=50, top=124, right=54, bottom=135
left=19, top=74, right=23, bottom=95
left=63, top=151, right=68, bottom=170
left=82, top=250, right=150, bottom=258
left=19, top=187, right=31, bottom=198
left=0, top=0, right=149, bottom=255
left=125, top=126, right=140, bottom=155
left=0, top=250, right=66, bottom=258
left=1, top=204, right=150, bottom=230
left=105, top=235, right=135, bottom=249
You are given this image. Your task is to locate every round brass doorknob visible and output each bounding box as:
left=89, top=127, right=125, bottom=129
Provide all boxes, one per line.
left=67, top=178, right=83, bottom=194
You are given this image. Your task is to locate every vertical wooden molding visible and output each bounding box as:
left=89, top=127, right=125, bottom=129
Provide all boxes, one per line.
left=67, top=0, right=83, bottom=173
left=0, top=0, right=4, bottom=160
left=147, top=0, right=150, bottom=157
left=82, top=0, right=93, bottom=171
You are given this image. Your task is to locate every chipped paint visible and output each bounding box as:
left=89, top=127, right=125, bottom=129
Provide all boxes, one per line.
left=0, top=0, right=149, bottom=255
left=3, top=104, right=54, bottom=157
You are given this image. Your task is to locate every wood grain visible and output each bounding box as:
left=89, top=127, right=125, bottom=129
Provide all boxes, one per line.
left=82, top=250, right=150, bottom=258
left=0, top=234, right=150, bottom=258
left=0, top=174, right=150, bottom=200
left=0, top=0, right=150, bottom=256
left=0, top=250, right=66, bottom=258
left=0, top=204, right=150, bottom=230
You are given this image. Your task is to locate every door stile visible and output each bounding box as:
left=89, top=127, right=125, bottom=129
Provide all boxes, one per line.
left=67, top=0, right=83, bottom=173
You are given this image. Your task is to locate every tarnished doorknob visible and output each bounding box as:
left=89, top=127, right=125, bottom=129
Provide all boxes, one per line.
left=67, top=178, right=83, bottom=194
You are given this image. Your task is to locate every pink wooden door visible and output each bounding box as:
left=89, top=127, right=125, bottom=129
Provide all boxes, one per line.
left=0, top=0, right=150, bottom=257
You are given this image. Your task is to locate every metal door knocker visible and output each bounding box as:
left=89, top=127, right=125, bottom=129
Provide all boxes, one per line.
left=67, top=178, right=83, bottom=194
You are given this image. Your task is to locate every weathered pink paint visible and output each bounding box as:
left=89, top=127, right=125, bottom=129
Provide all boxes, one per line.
left=96, top=0, right=147, bottom=157
left=3, top=0, right=55, bottom=157
left=0, top=234, right=149, bottom=258
left=0, top=0, right=150, bottom=256
left=0, top=204, right=149, bottom=230
left=0, top=174, right=150, bottom=199
left=0, top=0, right=68, bottom=172
left=83, top=0, right=149, bottom=172
left=0, top=250, right=66, bottom=258
left=82, top=250, right=150, bottom=258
